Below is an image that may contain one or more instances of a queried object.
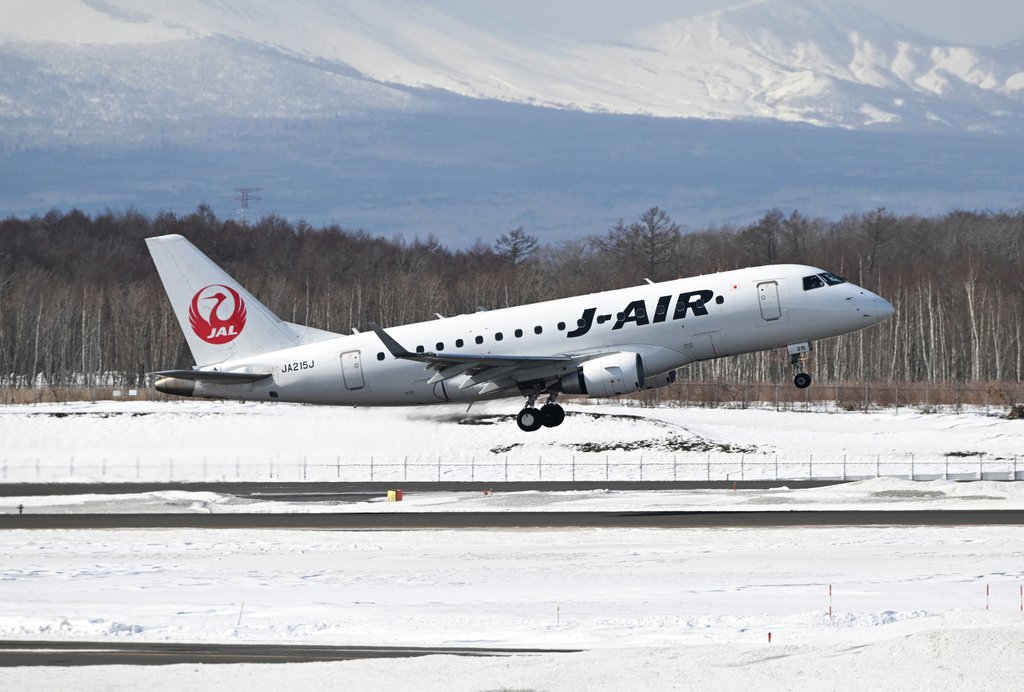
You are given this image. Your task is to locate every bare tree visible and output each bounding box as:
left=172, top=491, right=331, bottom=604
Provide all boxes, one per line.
left=740, top=208, right=784, bottom=264
left=494, top=227, right=538, bottom=269
left=594, top=207, right=680, bottom=280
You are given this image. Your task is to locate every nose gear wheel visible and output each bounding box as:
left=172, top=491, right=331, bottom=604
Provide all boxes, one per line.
left=790, top=351, right=812, bottom=389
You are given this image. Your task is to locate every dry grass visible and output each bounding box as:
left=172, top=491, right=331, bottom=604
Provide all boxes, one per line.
left=0, top=387, right=170, bottom=405
left=2, top=380, right=1020, bottom=414
left=630, top=380, right=1022, bottom=414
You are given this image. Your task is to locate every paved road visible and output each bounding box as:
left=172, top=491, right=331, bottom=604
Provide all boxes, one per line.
left=0, top=640, right=575, bottom=667
left=0, top=480, right=846, bottom=497
left=2, top=509, right=1022, bottom=529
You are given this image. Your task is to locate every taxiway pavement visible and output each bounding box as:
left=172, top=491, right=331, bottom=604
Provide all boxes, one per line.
left=0, top=640, right=575, bottom=666
left=2, top=509, right=1023, bottom=529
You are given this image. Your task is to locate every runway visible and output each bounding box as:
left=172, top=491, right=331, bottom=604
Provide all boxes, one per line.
left=2, top=482, right=1021, bottom=672
left=3, top=509, right=1023, bottom=529
left=0, top=640, right=575, bottom=666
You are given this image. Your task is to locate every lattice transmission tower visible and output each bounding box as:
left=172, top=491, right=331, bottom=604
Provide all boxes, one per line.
left=234, top=187, right=262, bottom=224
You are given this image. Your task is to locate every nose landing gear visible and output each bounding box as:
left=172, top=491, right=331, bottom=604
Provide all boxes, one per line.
left=788, top=342, right=813, bottom=389
left=516, top=392, right=565, bottom=431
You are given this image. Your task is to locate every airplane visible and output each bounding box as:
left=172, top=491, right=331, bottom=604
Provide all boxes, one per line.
left=146, top=234, right=893, bottom=431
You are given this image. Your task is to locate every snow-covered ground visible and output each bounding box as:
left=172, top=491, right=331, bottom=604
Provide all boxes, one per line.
left=5, top=630, right=1023, bottom=692
left=1, top=399, right=1022, bottom=689
left=0, top=522, right=1022, bottom=690
left=0, top=399, right=1020, bottom=483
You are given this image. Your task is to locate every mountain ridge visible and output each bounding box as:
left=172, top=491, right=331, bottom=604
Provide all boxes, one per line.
left=2, top=0, right=1022, bottom=132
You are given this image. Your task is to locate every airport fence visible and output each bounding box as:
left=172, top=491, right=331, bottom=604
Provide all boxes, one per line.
left=1, top=452, right=1020, bottom=484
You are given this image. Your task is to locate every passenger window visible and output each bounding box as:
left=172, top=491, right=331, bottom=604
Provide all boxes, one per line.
left=456, top=339, right=464, bottom=348
left=435, top=342, right=444, bottom=351
left=557, top=322, right=566, bottom=331
left=475, top=335, right=484, bottom=345
left=515, top=329, right=524, bottom=338
left=534, top=326, right=543, bottom=334
left=377, top=352, right=385, bottom=361
left=803, top=275, right=825, bottom=290
left=416, top=345, right=425, bottom=353
left=495, top=332, right=504, bottom=341
left=820, top=272, right=847, bottom=286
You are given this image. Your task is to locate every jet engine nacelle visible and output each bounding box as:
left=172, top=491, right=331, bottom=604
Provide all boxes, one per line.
left=642, top=369, right=677, bottom=390
left=559, top=352, right=645, bottom=398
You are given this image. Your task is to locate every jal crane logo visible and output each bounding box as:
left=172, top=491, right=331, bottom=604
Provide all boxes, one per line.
left=189, top=284, right=247, bottom=344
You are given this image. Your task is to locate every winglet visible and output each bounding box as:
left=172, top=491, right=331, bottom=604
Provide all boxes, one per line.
left=369, top=322, right=415, bottom=359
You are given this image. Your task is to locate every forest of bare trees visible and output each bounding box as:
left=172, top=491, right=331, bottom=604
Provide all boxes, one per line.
left=1, top=205, right=1022, bottom=396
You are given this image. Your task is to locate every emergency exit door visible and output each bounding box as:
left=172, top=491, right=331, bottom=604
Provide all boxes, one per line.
left=758, top=281, right=782, bottom=321
left=341, top=350, right=365, bottom=390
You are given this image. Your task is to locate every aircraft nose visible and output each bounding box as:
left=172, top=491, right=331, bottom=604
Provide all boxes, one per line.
left=857, top=290, right=893, bottom=322
left=845, top=286, right=892, bottom=323
left=877, top=296, right=894, bottom=320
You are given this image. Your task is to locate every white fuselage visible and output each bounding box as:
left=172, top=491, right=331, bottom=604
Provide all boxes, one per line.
left=188, top=264, right=892, bottom=406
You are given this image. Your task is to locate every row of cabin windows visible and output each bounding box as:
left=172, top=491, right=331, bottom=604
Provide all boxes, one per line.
left=375, top=322, right=568, bottom=360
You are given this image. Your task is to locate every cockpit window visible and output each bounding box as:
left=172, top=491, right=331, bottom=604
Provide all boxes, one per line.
left=820, top=272, right=847, bottom=286
left=803, top=275, right=825, bottom=290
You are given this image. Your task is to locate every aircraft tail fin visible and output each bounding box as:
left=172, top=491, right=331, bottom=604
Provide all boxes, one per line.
left=145, top=234, right=300, bottom=366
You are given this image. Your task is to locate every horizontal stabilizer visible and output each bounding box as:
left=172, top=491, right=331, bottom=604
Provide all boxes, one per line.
left=151, top=369, right=272, bottom=385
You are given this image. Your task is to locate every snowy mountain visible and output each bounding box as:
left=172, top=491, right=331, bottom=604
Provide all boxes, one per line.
left=2, top=0, right=1023, bottom=133
left=2, top=0, right=1024, bottom=240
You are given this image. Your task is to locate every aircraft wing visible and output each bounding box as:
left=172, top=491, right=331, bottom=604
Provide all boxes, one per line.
left=369, top=322, right=584, bottom=394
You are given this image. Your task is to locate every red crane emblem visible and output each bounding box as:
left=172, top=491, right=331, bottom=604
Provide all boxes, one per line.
left=189, top=284, right=247, bottom=344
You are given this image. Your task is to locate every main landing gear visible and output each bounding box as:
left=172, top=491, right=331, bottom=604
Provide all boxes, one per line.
left=788, top=342, right=813, bottom=389
left=517, top=393, right=565, bottom=432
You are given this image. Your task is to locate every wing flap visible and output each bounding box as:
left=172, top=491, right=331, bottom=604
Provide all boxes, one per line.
left=368, top=322, right=599, bottom=396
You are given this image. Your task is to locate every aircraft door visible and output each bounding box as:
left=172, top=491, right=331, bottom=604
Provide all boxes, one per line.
left=758, top=281, right=782, bottom=321
left=340, top=350, right=365, bottom=390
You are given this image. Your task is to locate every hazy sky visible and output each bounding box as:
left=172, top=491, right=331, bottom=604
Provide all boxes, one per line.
left=446, top=0, right=1024, bottom=47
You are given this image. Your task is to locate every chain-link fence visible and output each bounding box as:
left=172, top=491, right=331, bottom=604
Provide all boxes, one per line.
left=2, top=452, right=1020, bottom=484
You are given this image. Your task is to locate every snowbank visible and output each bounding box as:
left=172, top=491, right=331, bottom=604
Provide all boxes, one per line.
left=0, top=400, right=1020, bottom=483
